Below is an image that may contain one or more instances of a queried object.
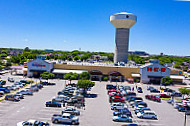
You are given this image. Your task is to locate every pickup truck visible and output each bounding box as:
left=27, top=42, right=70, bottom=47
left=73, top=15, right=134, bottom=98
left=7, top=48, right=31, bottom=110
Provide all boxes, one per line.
left=51, top=113, right=79, bottom=125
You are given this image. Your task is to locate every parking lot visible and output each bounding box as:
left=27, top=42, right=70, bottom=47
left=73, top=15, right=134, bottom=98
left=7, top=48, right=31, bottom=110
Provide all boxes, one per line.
left=0, top=73, right=190, bottom=126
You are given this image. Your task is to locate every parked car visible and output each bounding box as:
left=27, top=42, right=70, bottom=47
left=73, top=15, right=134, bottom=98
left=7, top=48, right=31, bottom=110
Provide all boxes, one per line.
left=109, top=96, right=125, bottom=103
left=133, top=102, right=147, bottom=108
left=170, top=91, right=182, bottom=97
left=113, top=109, right=132, bottom=117
left=17, top=119, right=49, bottom=126
left=145, top=95, right=161, bottom=102
left=52, top=96, right=68, bottom=103
left=15, top=93, right=24, bottom=99
left=159, top=94, right=171, bottom=98
left=125, top=92, right=136, bottom=97
left=164, top=88, right=174, bottom=93
left=137, top=111, right=157, bottom=119
left=8, top=77, right=14, bottom=82
left=112, top=115, right=132, bottom=122
left=0, top=88, right=10, bottom=93
left=5, top=95, right=20, bottom=101
left=147, top=86, right=154, bottom=90
left=111, top=103, right=128, bottom=110
left=20, top=80, right=30, bottom=84
left=0, top=80, right=6, bottom=85
left=0, top=91, right=4, bottom=96
left=137, top=87, right=143, bottom=93
left=122, top=124, right=139, bottom=126
left=167, top=99, right=174, bottom=104
left=106, top=84, right=116, bottom=90
left=150, top=88, right=160, bottom=93
left=46, top=101, right=61, bottom=107
left=51, top=113, right=79, bottom=125
left=19, top=90, right=33, bottom=95
left=62, top=107, right=80, bottom=115
left=135, top=107, right=151, bottom=114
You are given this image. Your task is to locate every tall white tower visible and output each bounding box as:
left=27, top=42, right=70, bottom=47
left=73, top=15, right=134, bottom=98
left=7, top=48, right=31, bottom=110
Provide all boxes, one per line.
left=110, top=12, right=137, bottom=64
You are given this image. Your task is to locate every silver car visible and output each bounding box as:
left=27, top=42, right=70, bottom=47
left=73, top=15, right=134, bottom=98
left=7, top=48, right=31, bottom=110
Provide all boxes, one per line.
left=52, top=113, right=79, bottom=125
left=137, top=111, right=157, bottom=119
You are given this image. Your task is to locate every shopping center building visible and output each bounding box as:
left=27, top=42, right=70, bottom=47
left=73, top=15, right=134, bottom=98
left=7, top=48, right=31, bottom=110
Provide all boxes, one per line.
left=13, top=55, right=184, bottom=84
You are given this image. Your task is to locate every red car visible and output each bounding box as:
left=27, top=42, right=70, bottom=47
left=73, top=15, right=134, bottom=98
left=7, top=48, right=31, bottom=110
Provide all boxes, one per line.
left=159, top=94, right=171, bottom=98
left=109, top=96, right=125, bottom=103
left=145, top=95, right=161, bottom=102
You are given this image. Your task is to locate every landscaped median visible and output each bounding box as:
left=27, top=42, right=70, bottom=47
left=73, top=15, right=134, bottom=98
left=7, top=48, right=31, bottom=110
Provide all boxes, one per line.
left=161, top=98, right=181, bottom=101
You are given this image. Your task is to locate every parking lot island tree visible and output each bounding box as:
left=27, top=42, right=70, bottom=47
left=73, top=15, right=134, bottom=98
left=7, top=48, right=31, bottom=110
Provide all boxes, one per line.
left=179, top=88, right=190, bottom=99
left=79, top=72, right=90, bottom=80
left=63, top=72, right=78, bottom=84
left=161, top=76, right=173, bottom=88
left=77, top=80, right=95, bottom=95
left=40, top=72, right=55, bottom=82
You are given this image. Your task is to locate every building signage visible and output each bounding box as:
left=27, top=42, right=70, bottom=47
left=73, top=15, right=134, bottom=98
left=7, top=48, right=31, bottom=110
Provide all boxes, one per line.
left=32, top=62, right=46, bottom=67
left=147, top=67, right=166, bottom=72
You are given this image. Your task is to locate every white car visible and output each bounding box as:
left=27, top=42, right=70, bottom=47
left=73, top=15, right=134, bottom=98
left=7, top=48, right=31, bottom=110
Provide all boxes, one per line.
left=111, top=103, right=128, bottom=110
left=137, top=111, right=157, bottom=119
left=17, top=119, right=49, bottom=126
left=134, top=105, right=145, bottom=110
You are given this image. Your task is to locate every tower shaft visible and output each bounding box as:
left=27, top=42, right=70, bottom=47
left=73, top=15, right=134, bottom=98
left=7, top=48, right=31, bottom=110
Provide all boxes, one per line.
left=114, top=28, right=130, bottom=63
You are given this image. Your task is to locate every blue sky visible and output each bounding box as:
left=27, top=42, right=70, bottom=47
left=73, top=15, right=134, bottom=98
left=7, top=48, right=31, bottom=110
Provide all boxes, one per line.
left=0, top=0, right=190, bottom=56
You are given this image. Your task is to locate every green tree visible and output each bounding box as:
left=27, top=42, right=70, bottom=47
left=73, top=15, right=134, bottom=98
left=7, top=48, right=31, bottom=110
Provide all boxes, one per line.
left=161, top=76, right=173, bottom=88
left=74, top=56, right=80, bottom=61
left=58, top=55, right=66, bottom=61
left=24, top=47, right=30, bottom=52
left=179, top=88, right=190, bottom=99
left=0, top=65, right=3, bottom=70
left=64, top=72, right=78, bottom=84
left=77, top=79, right=95, bottom=94
left=80, top=72, right=90, bottom=80
left=46, top=55, right=51, bottom=60
left=0, top=53, right=7, bottom=59
left=102, top=76, right=108, bottom=81
left=40, top=72, right=55, bottom=82
left=1, top=50, right=8, bottom=54
left=68, top=57, right=73, bottom=61
left=5, top=60, right=11, bottom=67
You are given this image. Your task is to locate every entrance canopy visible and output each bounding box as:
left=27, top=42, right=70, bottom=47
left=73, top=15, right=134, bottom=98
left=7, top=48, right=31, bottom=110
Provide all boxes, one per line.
left=108, top=71, right=122, bottom=76
left=90, top=70, right=103, bottom=75
left=52, top=69, right=87, bottom=74
left=170, top=75, right=185, bottom=80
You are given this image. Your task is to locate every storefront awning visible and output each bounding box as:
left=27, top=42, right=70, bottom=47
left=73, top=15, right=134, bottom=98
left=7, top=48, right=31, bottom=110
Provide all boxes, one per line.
left=170, top=75, right=185, bottom=80
left=131, top=73, right=141, bottom=78
left=52, top=69, right=87, bottom=74
left=30, top=69, right=46, bottom=72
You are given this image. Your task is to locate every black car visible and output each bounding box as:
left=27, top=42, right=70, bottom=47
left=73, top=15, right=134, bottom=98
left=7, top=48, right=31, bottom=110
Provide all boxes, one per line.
left=164, top=88, right=174, bottom=93
left=46, top=101, right=61, bottom=107
left=137, top=87, right=143, bottom=93
left=0, top=88, right=10, bottom=93
left=150, top=88, right=160, bottom=93
left=106, top=84, right=116, bottom=90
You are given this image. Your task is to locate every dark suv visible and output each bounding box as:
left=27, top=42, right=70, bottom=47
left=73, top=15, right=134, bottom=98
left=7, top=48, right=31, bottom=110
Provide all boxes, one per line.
left=5, top=95, right=20, bottom=101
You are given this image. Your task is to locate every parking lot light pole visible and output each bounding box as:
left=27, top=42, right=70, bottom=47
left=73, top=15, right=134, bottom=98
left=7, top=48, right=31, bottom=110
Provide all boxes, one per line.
left=184, top=110, right=187, bottom=126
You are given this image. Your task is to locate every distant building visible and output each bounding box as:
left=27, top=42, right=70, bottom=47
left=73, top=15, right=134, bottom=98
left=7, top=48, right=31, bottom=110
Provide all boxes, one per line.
left=128, top=51, right=149, bottom=55
left=8, top=50, right=24, bottom=55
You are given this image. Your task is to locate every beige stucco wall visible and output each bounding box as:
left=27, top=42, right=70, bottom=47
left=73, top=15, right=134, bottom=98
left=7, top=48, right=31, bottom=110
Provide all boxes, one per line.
left=53, top=64, right=139, bottom=79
